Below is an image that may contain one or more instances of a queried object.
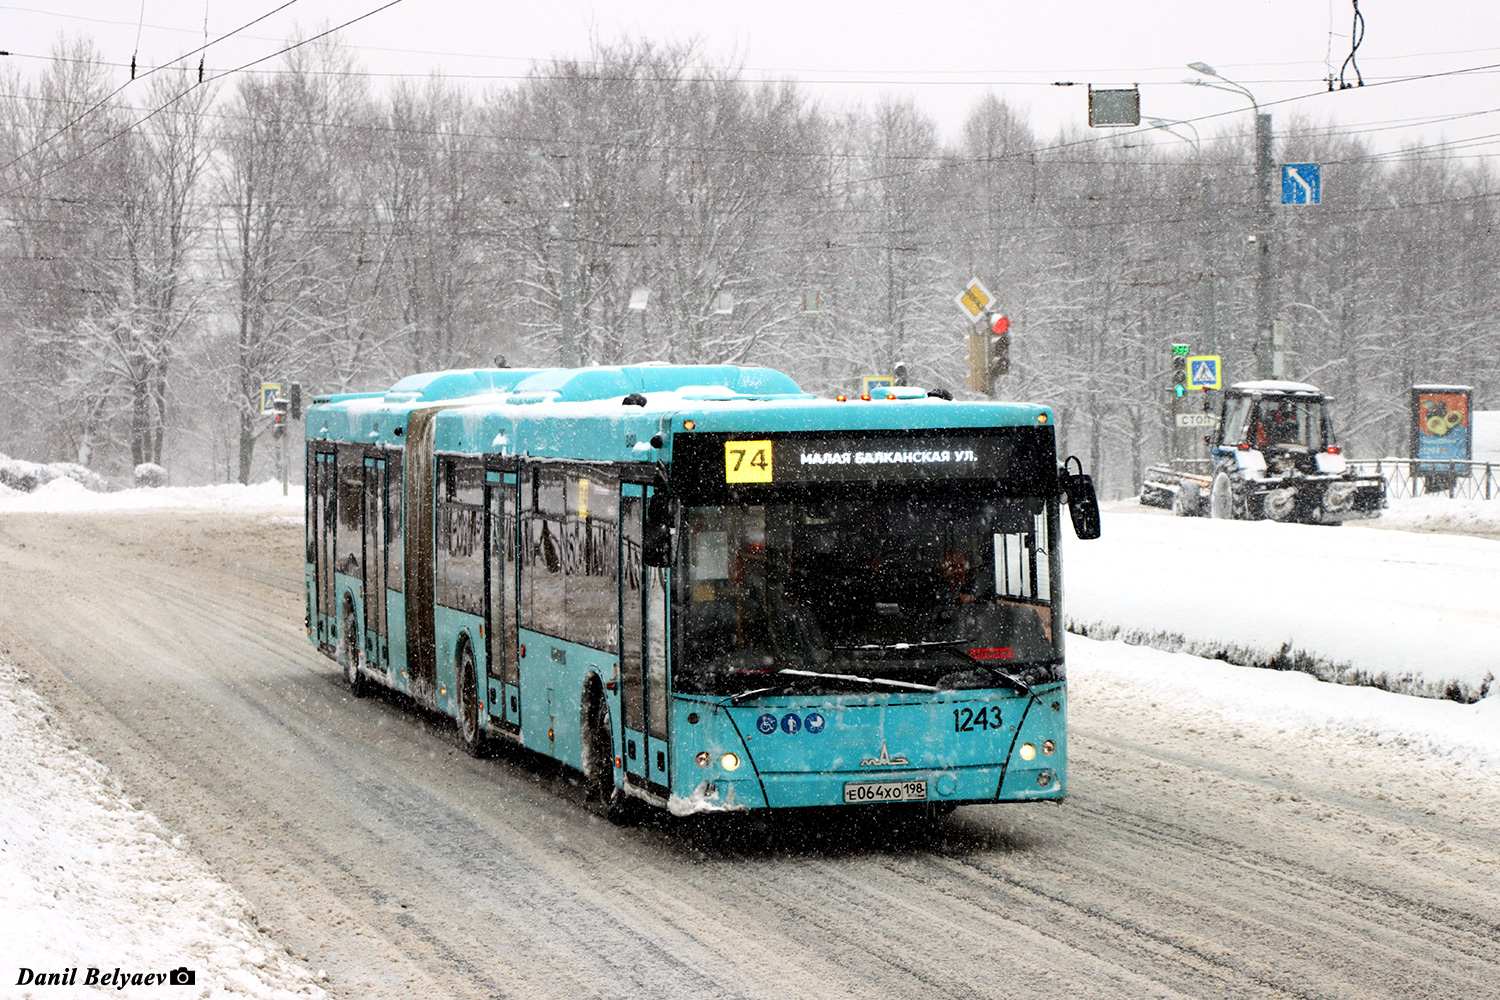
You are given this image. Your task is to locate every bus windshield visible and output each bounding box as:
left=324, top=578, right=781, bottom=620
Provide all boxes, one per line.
left=676, top=490, right=1061, bottom=697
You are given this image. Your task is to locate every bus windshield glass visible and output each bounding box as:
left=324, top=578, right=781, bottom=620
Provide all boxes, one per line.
left=676, top=491, right=1060, bottom=697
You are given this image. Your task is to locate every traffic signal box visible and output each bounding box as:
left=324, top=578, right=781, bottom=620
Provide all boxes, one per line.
left=966, top=316, right=1011, bottom=393
left=1171, top=343, right=1189, bottom=397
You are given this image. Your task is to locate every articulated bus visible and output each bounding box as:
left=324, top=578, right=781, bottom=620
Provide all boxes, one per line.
left=305, top=365, right=1100, bottom=820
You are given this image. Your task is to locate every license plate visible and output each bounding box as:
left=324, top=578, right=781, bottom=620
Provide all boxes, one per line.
left=843, top=779, right=928, bottom=804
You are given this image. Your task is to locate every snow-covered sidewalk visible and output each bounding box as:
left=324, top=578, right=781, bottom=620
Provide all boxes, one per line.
left=1070, top=633, right=1500, bottom=776
left=0, top=661, right=325, bottom=999
left=1068, top=500, right=1500, bottom=702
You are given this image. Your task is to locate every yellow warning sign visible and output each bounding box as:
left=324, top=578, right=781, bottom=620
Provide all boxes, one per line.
left=724, top=440, right=773, bottom=483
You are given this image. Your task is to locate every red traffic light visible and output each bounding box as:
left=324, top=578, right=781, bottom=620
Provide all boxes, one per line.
left=991, top=314, right=1010, bottom=336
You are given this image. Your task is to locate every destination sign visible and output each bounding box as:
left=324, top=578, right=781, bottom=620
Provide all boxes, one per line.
left=674, top=428, right=1054, bottom=495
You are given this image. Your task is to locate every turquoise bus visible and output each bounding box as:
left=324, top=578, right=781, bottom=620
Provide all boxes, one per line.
left=305, top=365, right=1100, bottom=820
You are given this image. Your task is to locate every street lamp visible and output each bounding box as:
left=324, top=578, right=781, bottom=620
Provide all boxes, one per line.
left=1187, top=61, right=1275, bottom=379
left=1143, top=117, right=1200, bottom=151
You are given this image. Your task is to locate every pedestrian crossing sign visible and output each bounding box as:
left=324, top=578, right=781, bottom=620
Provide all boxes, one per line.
left=1186, top=356, right=1221, bottom=391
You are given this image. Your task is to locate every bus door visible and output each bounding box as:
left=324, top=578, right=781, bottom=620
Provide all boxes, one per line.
left=311, top=449, right=337, bottom=649
left=620, top=487, right=647, bottom=783
left=485, top=470, right=521, bottom=734
left=362, top=455, right=389, bottom=670
left=644, top=486, right=671, bottom=793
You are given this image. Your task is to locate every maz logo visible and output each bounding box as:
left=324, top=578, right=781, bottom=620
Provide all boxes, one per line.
left=860, top=741, right=910, bottom=767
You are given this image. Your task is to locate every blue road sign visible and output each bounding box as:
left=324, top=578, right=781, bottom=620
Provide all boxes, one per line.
left=1282, top=163, right=1321, bottom=205
left=1187, top=355, right=1222, bottom=390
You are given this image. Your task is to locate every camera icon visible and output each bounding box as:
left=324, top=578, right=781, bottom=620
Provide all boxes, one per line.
left=169, top=967, right=196, bottom=986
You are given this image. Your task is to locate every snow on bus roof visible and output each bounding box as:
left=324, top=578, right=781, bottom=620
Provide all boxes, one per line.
left=375, top=365, right=807, bottom=406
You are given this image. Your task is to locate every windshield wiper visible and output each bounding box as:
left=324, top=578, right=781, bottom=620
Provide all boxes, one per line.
left=829, top=640, right=1033, bottom=696
left=730, top=668, right=938, bottom=704
left=929, top=643, right=1032, bottom=695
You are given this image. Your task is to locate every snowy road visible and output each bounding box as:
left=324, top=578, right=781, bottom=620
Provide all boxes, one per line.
left=0, top=509, right=1496, bottom=999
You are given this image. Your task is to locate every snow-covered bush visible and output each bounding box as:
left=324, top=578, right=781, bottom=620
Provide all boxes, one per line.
left=133, top=463, right=169, bottom=488
left=0, top=454, right=115, bottom=493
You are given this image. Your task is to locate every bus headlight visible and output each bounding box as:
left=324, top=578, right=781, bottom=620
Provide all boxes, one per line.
left=1042, top=740, right=1056, bottom=756
left=720, top=753, right=741, bottom=771
left=1019, top=743, right=1036, bottom=761
left=695, top=751, right=711, bottom=767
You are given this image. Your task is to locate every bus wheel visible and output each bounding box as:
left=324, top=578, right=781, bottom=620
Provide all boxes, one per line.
left=339, top=603, right=367, bottom=698
left=456, top=641, right=486, bottom=757
left=583, top=692, right=632, bottom=825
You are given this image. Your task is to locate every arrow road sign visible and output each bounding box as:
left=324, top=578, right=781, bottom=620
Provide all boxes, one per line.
left=1282, top=163, right=1321, bottom=205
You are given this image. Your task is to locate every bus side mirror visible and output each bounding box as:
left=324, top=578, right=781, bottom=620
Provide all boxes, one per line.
left=1059, top=458, right=1101, bottom=540
left=644, top=493, right=674, bottom=566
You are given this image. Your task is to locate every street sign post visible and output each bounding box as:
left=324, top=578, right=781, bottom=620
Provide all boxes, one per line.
left=260, top=383, right=281, bottom=414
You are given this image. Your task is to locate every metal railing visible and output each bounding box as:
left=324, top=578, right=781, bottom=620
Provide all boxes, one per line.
left=1349, top=459, right=1498, bottom=500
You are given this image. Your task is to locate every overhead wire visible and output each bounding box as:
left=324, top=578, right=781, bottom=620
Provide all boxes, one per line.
left=0, top=0, right=407, bottom=199
left=0, top=0, right=305, bottom=178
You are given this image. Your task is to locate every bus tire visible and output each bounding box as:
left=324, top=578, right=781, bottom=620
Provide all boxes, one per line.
left=339, top=601, right=367, bottom=698
left=1209, top=471, right=1236, bottom=520
left=455, top=640, right=487, bottom=757
left=583, top=690, right=632, bottom=824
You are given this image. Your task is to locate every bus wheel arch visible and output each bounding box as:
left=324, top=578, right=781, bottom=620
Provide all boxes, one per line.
left=581, top=679, right=631, bottom=824
left=339, top=594, right=367, bottom=697
left=455, top=635, right=486, bottom=757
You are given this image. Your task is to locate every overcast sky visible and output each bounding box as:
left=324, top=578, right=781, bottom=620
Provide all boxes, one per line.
left=6, top=1, right=1498, bottom=158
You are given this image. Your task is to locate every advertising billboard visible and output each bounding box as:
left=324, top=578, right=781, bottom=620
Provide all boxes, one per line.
left=1410, top=385, right=1472, bottom=472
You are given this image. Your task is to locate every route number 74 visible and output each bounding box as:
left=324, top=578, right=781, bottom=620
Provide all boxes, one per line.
left=724, top=439, right=773, bottom=483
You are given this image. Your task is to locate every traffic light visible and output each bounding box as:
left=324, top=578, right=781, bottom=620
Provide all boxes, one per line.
left=989, top=315, right=1010, bottom=378
left=967, top=316, right=1012, bottom=394
left=1171, top=343, right=1190, bottom=397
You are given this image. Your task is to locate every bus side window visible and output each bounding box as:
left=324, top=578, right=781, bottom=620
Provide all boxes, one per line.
left=336, top=446, right=364, bottom=576
left=521, top=468, right=566, bottom=637
left=564, top=474, right=619, bottom=652
left=436, top=458, right=485, bottom=616
left=386, top=452, right=403, bottom=593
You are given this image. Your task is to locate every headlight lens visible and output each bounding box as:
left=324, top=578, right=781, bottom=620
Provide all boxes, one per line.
left=720, top=752, right=741, bottom=771
left=695, top=751, right=711, bottom=767
left=1042, top=740, right=1056, bottom=756
left=1019, top=743, right=1036, bottom=761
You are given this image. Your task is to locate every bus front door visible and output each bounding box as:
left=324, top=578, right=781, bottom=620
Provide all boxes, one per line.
left=624, top=485, right=670, bottom=795
left=620, top=490, right=647, bottom=784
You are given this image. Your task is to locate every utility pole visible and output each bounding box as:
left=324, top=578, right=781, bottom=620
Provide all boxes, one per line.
left=1253, top=112, right=1275, bottom=380
left=1188, top=62, right=1277, bottom=379
left=558, top=202, right=578, bottom=369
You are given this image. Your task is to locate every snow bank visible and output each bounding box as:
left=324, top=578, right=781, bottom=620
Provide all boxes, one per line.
left=1068, top=506, right=1498, bottom=702
left=0, top=479, right=302, bottom=518
left=1377, top=495, right=1500, bottom=537
left=1071, top=634, right=1500, bottom=775
left=0, top=661, right=325, bottom=999
left=0, top=453, right=113, bottom=494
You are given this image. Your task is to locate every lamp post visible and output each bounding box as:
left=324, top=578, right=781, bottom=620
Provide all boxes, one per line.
left=1187, top=62, right=1275, bottom=379
left=1143, top=116, right=1201, bottom=151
